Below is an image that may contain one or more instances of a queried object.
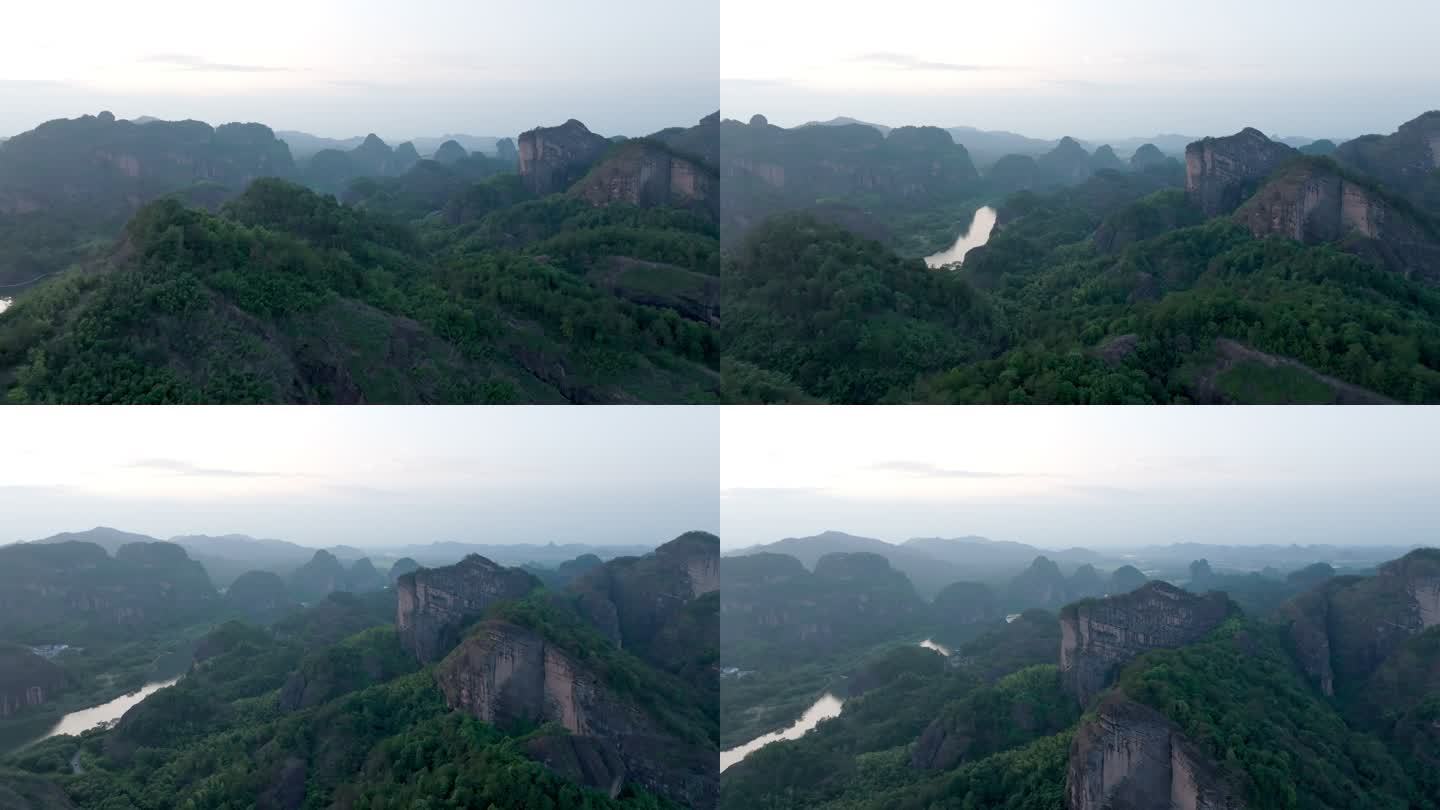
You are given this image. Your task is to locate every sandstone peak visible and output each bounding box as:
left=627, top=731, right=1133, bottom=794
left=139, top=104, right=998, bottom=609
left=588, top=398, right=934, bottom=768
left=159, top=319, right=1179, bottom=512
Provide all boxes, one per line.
left=396, top=554, right=540, bottom=663
left=1185, top=127, right=1296, bottom=216
left=1060, top=581, right=1232, bottom=706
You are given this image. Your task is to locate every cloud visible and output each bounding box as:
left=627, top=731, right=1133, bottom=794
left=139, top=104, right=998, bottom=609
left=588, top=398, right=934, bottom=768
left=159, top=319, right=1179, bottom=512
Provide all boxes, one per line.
left=851, top=53, right=1000, bottom=73
left=868, top=461, right=1040, bottom=479
left=141, top=54, right=291, bottom=74
left=126, top=458, right=285, bottom=479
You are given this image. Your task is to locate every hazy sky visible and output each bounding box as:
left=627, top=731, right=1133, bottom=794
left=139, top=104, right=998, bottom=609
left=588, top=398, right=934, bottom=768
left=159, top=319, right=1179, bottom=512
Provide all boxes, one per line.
left=0, top=407, right=718, bottom=548
left=721, top=407, right=1440, bottom=551
left=722, top=0, right=1439, bottom=140
left=0, top=0, right=718, bottom=139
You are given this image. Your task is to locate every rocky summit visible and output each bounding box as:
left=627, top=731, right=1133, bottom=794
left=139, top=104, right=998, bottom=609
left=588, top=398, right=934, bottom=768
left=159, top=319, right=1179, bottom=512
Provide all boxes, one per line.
left=569, top=139, right=718, bottom=217
left=517, top=118, right=612, bottom=196
left=1060, top=581, right=1232, bottom=706
left=395, top=554, right=540, bottom=663
left=1185, top=127, right=1297, bottom=216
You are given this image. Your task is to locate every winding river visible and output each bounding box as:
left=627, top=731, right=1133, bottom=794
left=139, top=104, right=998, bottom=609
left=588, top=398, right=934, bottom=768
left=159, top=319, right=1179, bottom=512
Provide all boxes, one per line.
left=29, top=676, right=181, bottom=745
left=721, top=692, right=844, bottom=772
left=924, top=206, right=997, bottom=268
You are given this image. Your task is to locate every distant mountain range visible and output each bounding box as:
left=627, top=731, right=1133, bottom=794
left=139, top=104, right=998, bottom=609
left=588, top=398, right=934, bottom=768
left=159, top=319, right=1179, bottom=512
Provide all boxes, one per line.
left=19, top=526, right=664, bottom=586
left=124, top=117, right=505, bottom=161
left=795, top=115, right=1321, bottom=165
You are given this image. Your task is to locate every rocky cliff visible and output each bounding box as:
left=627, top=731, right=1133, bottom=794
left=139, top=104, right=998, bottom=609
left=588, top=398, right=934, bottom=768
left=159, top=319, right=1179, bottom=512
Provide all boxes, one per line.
left=1282, top=548, right=1440, bottom=697
left=569, top=532, right=719, bottom=687
left=569, top=139, right=718, bottom=217
left=517, top=119, right=612, bottom=196
left=0, top=644, right=70, bottom=718
left=1065, top=693, right=1243, bottom=810
left=1185, top=128, right=1297, bottom=216
left=436, top=619, right=716, bottom=807
left=1234, top=157, right=1440, bottom=282
left=1335, top=110, right=1440, bottom=211
left=1059, top=582, right=1232, bottom=706
left=395, top=554, right=540, bottom=663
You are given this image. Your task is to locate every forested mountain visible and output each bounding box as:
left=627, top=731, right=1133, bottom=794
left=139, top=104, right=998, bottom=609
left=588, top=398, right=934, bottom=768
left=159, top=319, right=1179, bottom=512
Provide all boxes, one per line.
left=718, top=546, right=1440, bottom=810
left=721, top=110, right=1440, bottom=404
left=2, top=531, right=719, bottom=809
left=0, top=111, right=720, bottom=404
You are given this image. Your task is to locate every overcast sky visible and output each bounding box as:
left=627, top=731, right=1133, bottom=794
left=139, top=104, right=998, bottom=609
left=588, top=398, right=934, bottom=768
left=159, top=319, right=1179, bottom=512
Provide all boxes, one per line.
left=0, top=407, right=718, bottom=549
left=0, top=0, right=717, bottom=139
left=722, top=0, right=1439, bottom=140
left=721, top=407, right=1440, bottom=551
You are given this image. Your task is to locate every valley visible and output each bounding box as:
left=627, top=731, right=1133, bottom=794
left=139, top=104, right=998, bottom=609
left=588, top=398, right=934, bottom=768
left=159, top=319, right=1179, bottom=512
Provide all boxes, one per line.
left=720, top=110, right=1440, bottom=404
left=717, top=532, right=1440, bottom=810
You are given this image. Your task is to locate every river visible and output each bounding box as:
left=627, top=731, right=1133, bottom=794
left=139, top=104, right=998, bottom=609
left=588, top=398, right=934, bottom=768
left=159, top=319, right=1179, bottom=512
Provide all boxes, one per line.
left=29, top=676, right=181, bottom=745
left=0, top=297, right=11, bottom=315
left=924, top=206, right=997, bottom=268
left=720, top=693, right=844, bottom=772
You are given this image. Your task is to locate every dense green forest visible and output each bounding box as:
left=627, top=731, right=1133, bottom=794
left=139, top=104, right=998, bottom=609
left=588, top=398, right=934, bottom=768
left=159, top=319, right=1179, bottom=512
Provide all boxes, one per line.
left=0, top=113, right=719, bottom=404
left=719, top=545, right=1440, bottom=810
left=721, top=113, right=1440, bottom=404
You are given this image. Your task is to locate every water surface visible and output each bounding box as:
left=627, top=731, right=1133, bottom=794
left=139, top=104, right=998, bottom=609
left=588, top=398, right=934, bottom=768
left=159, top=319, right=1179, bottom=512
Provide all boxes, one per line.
left=32, top=677, right=181, bottom=743
left=924, top=206, right=997, bottom=268
left=0, top=297, right=11, bottom=315
left=918, top=638, right=952, bottom=656
left=720, top=692, right=843, bottom=771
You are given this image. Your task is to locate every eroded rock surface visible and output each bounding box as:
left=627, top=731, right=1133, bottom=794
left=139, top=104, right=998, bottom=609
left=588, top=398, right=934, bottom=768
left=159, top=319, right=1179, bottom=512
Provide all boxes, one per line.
left=1185, top=128, right=1296, bottom=216
left=396, top=554, right=539, bottom=663
left=1066, top=694, right=1242, bottom=810
left=517, top=119, right=611, bottom=196
left=1060, top=582, right=1232, bottom=706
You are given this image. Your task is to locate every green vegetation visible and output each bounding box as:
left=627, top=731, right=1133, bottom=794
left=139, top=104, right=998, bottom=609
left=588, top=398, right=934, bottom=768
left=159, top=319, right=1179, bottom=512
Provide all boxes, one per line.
left=724, top=164, right=1440, bottom=403
left=0, top=174, right=719, bottom=403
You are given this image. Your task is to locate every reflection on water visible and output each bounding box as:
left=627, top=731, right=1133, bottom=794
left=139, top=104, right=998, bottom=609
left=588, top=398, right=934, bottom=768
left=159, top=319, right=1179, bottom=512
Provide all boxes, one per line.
left=0, top=297, right=11, bottom=315
left=924, top=206, right=998, bottom=268
left=1006, top=614, right=1020, bottom=624
left=918, top=638, right=951, bottom=656
left=32, top=677, right=181, bottom=744
left=720, top=692, right=843, bottom=771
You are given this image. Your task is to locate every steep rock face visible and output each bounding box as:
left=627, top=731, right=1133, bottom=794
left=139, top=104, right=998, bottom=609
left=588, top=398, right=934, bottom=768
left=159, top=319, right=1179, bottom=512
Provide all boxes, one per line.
left=517, top=119, right=611, bottom=196
left=0, top=645, right=70, bottom=717
left=1282, top=548, right=1440, bottom=696
left=1234, top=157, right=1440, bottom=281
left=569, top=532, right=718, bottom=686
left=1185, top=128, right=1296, bottom=216
left=396, top=554, right=540, bottom=663
left=1059, top=582, right=1232, bottom=706
left=569, top=140, right=718, bottom=217
left=1335, top=111, right=1440, bottom=209
left=1066, top=694, right=1243, bottom=810
left=437, top=620, right=716, bottom=808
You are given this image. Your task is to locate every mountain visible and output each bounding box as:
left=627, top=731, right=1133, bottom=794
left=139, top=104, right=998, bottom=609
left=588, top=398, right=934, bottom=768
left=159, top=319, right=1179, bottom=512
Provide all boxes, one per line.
left=395, top=554, right=541, bottom=663
left=944, top=125, right=1057, bottom=165
left=1334, top=110, right=1440, bottom=212
left=1006, top=556, right=1073, bottom=609
left=431, top=139, right=468, bottom=164
left=517, top=118, right=613, bottom=196
left=1234, top=155, right=1440, bottom=281
left=31, top=527, right=161, bottom=555
left=0, top=540, right=218, bottom=638
left=721, top=549, right=926, bottom=661
left=1129, top=142, right=1169, bottom=170
left=727, top=530, right=977, bottom=597
left=1036, top=137, right=1094, bottom=186
left=1184, top=126, right=1298, bottom=216
left=386, top=557, right=420, bottom=583
left=0, top=644, right=72, bottom=719
left=223, top=570, right=292, bottom=622
left=800, top=116, right=892, bottom=136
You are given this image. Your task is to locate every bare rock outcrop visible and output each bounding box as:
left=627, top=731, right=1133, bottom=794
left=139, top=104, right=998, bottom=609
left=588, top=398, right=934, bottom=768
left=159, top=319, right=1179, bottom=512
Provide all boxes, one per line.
left=1060, top=582, right=1232, bottom=707
left=396, top=554, right=540, bottom=663
left=517, top=119, right=611, bottom=196
left=1282, top=548, right=1440, bottom=696
left=437, top=620, right=716, bottom=808
left=1335, top=110, right=1440, bottom=207
left=1185, top=128, right=1296, bottom=216
left=1066, top=693, right=1243, bottom=810
left=569, top=140, right=718, bottom=217
left=1233, top=157, right=1440, bottom=282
